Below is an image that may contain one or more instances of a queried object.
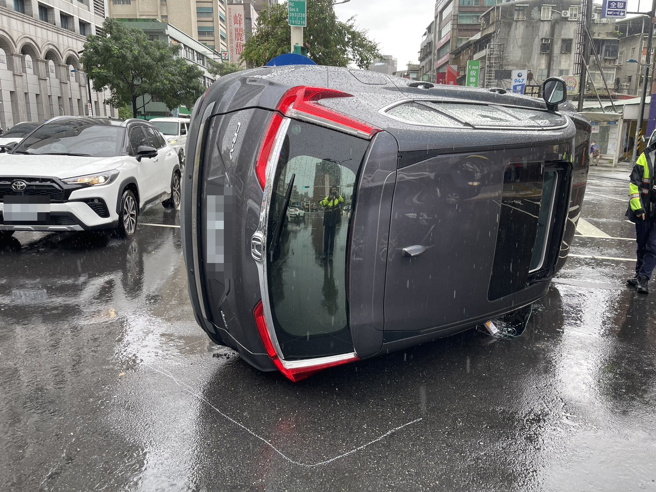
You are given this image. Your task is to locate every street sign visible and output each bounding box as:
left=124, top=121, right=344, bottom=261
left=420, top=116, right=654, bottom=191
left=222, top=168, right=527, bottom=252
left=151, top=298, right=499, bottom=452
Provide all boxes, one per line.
left=288, top=0, right=307, bottom=27
left=511, top=69, right=527, bottom=94
left=466, top=60, right=480, bottom=87
left=602, top=0, right=627, bottom=19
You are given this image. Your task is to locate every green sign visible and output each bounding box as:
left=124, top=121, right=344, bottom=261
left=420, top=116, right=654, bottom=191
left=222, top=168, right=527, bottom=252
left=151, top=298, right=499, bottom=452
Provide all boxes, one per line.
left=288, top=0, right=307, bottom=27
left=466, top=60, right=480, bottom=87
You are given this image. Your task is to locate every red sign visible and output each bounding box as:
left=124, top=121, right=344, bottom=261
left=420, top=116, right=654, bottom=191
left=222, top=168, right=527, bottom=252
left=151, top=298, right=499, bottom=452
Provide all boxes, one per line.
left=446, top=65, right=458, bottom=85
left=435, top=72, right=446, bottom=84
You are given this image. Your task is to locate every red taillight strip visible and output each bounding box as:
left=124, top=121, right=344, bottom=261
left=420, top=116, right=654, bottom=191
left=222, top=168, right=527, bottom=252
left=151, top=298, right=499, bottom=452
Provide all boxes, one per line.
left=255, top=86, right=381, bottom=189
left=253, top=301, right=359, bottom=382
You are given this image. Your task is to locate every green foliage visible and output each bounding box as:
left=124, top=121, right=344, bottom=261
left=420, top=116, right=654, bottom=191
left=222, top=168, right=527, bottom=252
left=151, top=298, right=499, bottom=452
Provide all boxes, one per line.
left=118, top=104, right=133, bottom=120
left=206, top=59, right=244, bottom=77
left=241, top=0, right=381, bottom=69
left=81, top=19, right=206, bottom=118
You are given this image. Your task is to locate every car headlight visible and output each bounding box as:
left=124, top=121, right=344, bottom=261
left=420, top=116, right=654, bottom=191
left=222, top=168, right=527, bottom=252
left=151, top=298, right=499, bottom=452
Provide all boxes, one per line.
left=62, top=170, right=120, bottom=186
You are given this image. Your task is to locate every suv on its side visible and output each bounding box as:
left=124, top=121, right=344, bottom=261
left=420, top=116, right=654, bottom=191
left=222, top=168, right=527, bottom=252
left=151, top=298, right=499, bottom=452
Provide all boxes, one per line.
left=0, top=116, right=181, bottom=240
left=149, top=117, right=189, bottom=166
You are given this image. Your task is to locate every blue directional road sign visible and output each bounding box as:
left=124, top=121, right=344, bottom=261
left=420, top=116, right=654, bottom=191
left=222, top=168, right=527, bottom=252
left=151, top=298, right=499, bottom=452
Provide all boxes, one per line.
left=602, top=0, right=627, bottom=19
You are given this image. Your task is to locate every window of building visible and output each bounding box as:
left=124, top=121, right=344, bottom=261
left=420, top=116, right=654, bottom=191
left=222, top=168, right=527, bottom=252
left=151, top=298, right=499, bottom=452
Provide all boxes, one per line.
left=558, top=69, right=569, bottom=76
left=458, top=14, right=480, bottom=24
left=541, top=5, right=553, bottom=20
left=537, top=69, right=548, bottom=81
left=603, top=41, right=619, bottom=59
left=219, top=11, right=226, bottom=21
left=514, top=5, right=527, bottom=20
left=198, top=26, right=215, bottom=38
left=38, top=4, right=48, bottom=21
left=437, top=44, right=450, bottom=59
left=440, top=20, right=452, bottom=38
left=112, top=0, right=131, bottom=4
left=441, top=1, right=453, bottom=19
left=61, top=13, right=73, bottom=30
left=14, top=0, right=25, bottom=13
left=197, top=6, right=213, bottom=17
left=459, top=0, right=480, bottom=5
left=561, top=39, right=573, bottom=54
left=220, top=30, right=227, bottom=40
left=79, top=21, right=90, bottom=36
left=484, top=0, right=498, bottom=5
left=540, top=38, right=552, bottom=53
left=568, top=6, right=579, bottom=19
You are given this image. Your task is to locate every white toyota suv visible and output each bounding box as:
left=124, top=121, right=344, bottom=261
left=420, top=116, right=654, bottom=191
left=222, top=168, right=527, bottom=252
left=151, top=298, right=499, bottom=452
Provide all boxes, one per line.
left=0, top=116, right=181, bottom=239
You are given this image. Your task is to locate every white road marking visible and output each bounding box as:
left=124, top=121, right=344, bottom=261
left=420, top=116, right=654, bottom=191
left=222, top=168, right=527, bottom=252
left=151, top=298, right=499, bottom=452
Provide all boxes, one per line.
left=139, top=222, right=180, bottom=229
left=576, top=218, right=610, bottom=237
left=584, top=192, right=628, bottom=203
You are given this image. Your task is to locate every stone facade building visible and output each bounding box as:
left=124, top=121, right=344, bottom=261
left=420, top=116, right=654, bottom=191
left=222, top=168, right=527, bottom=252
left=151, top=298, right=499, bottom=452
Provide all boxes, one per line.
left=0, top=0, right=117, bottom=130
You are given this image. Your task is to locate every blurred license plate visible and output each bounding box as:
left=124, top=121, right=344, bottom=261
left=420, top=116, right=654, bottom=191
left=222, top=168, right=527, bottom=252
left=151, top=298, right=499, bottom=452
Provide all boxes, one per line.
left=3, top=195, right=50, bottom=222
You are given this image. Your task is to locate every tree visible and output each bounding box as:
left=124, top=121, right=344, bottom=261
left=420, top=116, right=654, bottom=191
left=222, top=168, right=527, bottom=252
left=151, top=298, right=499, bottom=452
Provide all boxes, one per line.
left=81, top=19, right=206, bottom=118
left=241, top=0, right=380, bottom=69
left=207, top=60, right=244, bottom=77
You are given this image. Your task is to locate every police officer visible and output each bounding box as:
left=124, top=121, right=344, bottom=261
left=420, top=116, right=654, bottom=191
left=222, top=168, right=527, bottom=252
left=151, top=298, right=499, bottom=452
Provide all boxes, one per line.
left=627, top=142, right=656, bottom=293
left=320, top=186, right=344, bottom=260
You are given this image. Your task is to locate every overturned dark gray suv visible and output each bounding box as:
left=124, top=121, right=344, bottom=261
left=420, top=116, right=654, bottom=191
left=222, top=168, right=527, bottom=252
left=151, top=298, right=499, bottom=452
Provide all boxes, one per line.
left=181, top=65, right=590, bottom=382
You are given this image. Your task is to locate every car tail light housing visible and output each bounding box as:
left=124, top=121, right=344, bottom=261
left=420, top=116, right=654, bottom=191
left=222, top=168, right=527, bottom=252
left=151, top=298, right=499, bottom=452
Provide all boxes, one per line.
left=253, top=302, right=359, bottom=382
left=255, top=86, right=381, bottom=189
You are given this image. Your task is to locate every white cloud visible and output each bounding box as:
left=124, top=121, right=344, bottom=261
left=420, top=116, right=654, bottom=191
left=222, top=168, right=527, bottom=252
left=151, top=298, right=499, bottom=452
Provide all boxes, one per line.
left=334, top=0, right=435, bottom=70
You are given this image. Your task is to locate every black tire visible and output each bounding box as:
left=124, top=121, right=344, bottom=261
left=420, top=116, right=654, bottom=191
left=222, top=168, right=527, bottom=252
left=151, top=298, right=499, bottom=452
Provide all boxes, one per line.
left=118, top=189, right=138, bottom=238
left=163, top=171, right=181, bottom=210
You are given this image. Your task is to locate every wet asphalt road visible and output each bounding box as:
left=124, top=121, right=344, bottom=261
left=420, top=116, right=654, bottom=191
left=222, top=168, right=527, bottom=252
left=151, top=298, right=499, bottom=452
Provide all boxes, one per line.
left=1, top=164, right=655, bottom=492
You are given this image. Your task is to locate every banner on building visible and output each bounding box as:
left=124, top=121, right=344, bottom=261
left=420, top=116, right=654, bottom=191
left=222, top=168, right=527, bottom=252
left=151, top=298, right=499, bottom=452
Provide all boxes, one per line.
left=511, top=69, right=527, bottom=94
left=466, top=60, right=480, bottom=87
left=227, top=4, right=246, bottom=67
left=446, top=65, right=458, bottom=85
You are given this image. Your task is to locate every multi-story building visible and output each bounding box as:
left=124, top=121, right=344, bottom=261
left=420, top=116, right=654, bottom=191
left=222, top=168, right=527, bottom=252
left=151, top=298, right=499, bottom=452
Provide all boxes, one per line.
left=0, top=0, right=117, bottom=129
left=433, top=0, right=496, bottom=80
left=419, top=22, right=434, bottom=82
left=109, top=0, right=229, bottom=54
left=368, top=55, right=397, bottom=75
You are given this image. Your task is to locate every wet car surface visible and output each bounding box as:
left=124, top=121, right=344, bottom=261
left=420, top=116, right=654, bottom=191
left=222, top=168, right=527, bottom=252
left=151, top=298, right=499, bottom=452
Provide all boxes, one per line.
left=0, top=167, right=655, bottom=491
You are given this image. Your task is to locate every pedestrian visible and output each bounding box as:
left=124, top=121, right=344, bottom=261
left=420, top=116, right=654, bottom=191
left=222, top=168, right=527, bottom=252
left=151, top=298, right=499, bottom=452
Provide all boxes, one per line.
left=591, top=141, right=601, bottom=166
left=627, top=141, right=656, bottom=293
left=319, top=186, right=344, bottom=261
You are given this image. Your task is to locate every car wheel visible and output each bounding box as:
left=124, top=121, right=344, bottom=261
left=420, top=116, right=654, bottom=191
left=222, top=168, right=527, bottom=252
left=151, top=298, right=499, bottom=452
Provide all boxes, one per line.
left=118, top=189, right=138, bottom=238
left=163, top=171, right=181, bottom=210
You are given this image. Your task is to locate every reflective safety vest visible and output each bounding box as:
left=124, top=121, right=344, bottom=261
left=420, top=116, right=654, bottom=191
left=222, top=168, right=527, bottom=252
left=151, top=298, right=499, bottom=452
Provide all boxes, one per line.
left=630, top=148, right=656, bottom=214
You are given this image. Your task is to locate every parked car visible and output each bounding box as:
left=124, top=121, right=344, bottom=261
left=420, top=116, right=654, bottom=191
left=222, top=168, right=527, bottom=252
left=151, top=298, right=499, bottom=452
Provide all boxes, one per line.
left=149, top=117, right=189, bottom=166
left=180, top=66, right=590, bottom=382
left=0, top=122, right=40, bottom=147
left=0, top=116, right=181, bottom=240
left=286, top=204, right=305, bottom=221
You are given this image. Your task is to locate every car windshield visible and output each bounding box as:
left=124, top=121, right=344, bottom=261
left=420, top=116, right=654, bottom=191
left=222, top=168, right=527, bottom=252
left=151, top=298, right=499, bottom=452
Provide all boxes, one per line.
left=13, top=120, right=125, bottom=157
left=3, top=123, right=39, bottom=138
left=150, top=121, right=178, bottom=135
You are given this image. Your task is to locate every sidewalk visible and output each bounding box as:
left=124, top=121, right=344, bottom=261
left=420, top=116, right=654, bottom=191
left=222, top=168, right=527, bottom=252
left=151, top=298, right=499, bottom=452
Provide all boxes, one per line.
left=587, top=156, right=631, bottom=181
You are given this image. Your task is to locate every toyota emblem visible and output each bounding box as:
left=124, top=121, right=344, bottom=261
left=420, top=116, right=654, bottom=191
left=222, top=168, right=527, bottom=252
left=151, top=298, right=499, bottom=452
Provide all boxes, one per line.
left=11, top=180, right=27, bottom=192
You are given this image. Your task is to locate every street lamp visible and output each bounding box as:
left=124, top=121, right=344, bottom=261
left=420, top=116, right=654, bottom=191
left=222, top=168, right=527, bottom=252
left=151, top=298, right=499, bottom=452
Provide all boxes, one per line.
left=71, top=69, right=93, bottom=117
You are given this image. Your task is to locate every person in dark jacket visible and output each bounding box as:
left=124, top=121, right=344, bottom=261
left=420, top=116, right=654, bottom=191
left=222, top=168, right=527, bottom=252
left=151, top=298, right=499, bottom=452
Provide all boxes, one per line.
left=320, top=186, right=344, bottom=260
left=627, top=144, right=656, bottom=293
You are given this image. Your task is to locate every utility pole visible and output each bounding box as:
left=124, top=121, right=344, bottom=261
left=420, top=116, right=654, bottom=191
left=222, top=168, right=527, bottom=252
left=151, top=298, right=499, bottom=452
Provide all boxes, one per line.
left=633, top=0, right=656, bottom=163
left=577, top=0, right=594, bottom=112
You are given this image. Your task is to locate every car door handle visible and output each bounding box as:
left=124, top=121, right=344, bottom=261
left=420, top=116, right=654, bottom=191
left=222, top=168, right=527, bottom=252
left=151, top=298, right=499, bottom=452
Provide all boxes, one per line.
left=401, top=245, right=427, bottom=257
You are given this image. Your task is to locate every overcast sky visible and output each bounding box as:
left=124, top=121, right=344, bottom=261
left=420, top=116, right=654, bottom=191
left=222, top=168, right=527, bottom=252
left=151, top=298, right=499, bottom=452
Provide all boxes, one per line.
left=333, top=0, right=435, bottom=69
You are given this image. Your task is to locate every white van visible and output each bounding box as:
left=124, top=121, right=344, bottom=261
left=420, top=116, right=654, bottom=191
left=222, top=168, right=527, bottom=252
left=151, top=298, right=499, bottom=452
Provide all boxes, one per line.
left=149, top=117, right=189, bottom=165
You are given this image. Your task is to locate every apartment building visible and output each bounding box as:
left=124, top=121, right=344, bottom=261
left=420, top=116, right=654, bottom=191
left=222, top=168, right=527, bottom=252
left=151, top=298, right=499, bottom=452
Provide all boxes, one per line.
left=368, top=55, right=398, bottom=75
left=0, top=0, right=117, bottom=129
left=109, top=0, right=229, bottom=54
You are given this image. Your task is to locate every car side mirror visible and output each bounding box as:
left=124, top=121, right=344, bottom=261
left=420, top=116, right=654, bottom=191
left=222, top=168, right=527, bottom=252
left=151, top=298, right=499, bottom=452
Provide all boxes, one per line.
left=542, top=77, right=567, bottom=112
left=136, top=145, right=158, bottom=161
left=0, top=142, right=17, bottom=153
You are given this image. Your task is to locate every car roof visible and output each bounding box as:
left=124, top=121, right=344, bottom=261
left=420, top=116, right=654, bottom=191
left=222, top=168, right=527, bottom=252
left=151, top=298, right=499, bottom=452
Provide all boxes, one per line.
left=149, top=117, right=190, bottom=123
left=44, top=116, right=128, bottom=127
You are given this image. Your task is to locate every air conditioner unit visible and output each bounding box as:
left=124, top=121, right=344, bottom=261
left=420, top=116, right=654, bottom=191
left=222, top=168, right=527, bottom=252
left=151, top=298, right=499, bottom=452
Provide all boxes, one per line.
left=591, top=13, right=597, bottom=20
left=562, top=10, right=569, bottom=17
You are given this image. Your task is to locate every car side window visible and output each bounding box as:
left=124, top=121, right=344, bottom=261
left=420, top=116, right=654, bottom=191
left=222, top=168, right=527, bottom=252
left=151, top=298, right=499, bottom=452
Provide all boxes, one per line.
left=128, top=126, right=148, bottom=155
left=181, top=123, right=187, bottom=136
left=143, top=126, right=164, bottom=149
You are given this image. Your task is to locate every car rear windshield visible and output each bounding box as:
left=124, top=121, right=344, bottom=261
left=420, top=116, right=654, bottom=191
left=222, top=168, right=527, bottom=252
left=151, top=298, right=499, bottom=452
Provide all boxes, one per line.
left=2, top=123, right=39, bottom=138
left=267, top=120, right=369, bottom=360
left=150, top=121, right=178, bottom=136
left=13, top=120, right=125, bottom=157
